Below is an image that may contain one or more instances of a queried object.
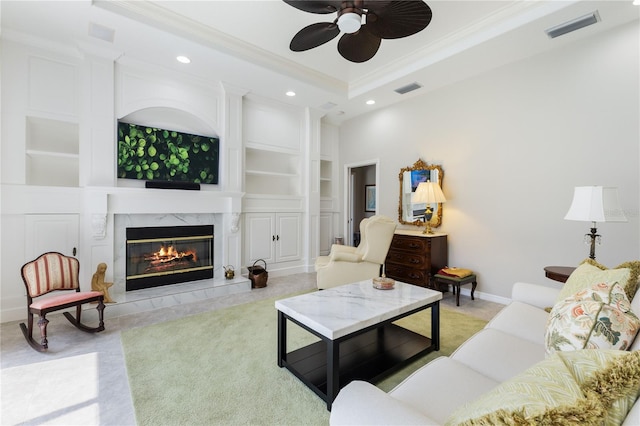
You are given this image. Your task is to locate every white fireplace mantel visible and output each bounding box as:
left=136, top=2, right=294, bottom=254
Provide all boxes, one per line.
left=2, top=183, right=246, bottom=295
left=1, top=184, right=244, bottom=216
left=86, top=186, right=244, bottom=216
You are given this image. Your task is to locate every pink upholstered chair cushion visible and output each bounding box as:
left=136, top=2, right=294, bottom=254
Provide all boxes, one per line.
left=21, top=253, right=80, bottom=296
left=29, top=291, right=103, bottom=310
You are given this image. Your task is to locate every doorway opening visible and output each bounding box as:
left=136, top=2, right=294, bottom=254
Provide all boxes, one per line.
left=344, top=160, right=378, bottom=246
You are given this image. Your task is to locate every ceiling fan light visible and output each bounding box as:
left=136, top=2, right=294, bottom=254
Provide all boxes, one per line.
left=338, top=12, right=361, bottom=34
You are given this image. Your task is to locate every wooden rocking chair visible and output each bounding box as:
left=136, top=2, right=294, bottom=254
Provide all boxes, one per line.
left=20, top=252, right=105, bottom=352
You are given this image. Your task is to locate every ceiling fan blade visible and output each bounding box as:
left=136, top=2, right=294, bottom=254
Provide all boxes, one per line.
left=283, top=1, right=342, bottom=14
left=290, top=22, right=340, bottom=51
left=365, top=0, right=432, bottom=39
left=337, top=26, right=381, bottom=63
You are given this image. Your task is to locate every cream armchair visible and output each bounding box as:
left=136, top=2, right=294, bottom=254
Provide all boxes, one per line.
left=315, top=215, right=397, bottom=290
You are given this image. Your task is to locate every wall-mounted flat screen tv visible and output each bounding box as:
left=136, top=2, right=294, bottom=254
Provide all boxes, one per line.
left=117, top=121, right=219, bottom=184
left=410, top=169, right=431, bottom=192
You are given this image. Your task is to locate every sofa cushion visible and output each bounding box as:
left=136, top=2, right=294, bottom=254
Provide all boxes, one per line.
left=485, top=300, right=549, bottom=346
left=445, top=350, right=640, bottom=426
left=557, top=263, right=631, bottom=303
left=545, top=282, right=640, bottom=355
left=584, top=259, right=640, bottom=301
left=389, top=356, right=499, bottom=425
left=451, top=328, right=546, bottom=383
left=330, top=381, right=437, bottom=425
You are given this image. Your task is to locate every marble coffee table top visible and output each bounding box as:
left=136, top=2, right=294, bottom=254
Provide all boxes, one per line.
left=275, top=280, right=442, bottom=340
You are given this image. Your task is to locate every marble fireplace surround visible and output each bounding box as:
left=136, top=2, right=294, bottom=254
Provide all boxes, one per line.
left=115, top=215, right=218, bottom=293
left=90, top=187, right=251, bottom=318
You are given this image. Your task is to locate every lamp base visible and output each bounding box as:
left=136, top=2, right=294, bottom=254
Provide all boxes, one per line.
left=422, top=224, right=434, bottom=234
left=423, top=210, right=434, bottom=234
left=586, top=225, right=600, bottom=260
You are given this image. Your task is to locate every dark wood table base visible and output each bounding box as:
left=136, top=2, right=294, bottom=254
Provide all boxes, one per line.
left=277, top=302, right=440, bottom=410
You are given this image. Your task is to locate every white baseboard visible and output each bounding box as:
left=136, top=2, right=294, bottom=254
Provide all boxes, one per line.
left=457, top=287, right=510, bottom=305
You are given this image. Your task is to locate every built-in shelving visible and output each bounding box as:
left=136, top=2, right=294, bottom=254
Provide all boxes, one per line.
left=245, top=147, right=301, bottom=196
left=320, top=159, right=333, bottom=198
left=25, top=116, right=79, bottom=187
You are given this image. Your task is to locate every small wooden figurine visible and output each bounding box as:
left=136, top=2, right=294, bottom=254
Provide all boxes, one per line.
left=91, top=263, right=115, bottom=303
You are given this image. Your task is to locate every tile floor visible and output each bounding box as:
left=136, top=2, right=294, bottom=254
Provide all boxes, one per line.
left=1, top=273, right=504, bottom=425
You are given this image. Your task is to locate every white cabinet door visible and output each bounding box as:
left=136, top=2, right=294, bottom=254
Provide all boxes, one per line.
left=275, top=213, right=301, bottom=263
left=25, top=214, right=79, bottom=260
left=244, top=213, right=276, bottom=265
left=244, top=212, right=302, bottom=267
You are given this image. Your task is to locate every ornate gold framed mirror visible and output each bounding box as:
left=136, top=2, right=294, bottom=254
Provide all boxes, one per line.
left=398, top=159, right=444, bottom=229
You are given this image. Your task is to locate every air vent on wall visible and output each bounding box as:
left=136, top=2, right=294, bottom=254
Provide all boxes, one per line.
left=545, top=11, right=600, bottom=39
left=394, top=82, right=423, bottom=95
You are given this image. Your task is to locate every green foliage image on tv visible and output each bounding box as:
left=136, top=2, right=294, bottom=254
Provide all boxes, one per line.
left=118, top=122, right=219, bottom=184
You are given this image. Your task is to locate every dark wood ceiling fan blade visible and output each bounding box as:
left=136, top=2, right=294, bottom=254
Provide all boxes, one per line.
left=337, top=26, right=381, bottom=63
left=366, top=0, right=432, bottom=39
left=283, top=0, right=342, bottom=14
left=290, top=22, right=340, bottom=51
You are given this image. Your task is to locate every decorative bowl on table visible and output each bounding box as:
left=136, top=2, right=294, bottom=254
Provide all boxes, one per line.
left=372, top=276, right=395, bottom=290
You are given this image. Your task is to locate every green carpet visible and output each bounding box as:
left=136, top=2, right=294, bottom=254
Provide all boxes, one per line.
left=121, top=293, right=487, bottom=425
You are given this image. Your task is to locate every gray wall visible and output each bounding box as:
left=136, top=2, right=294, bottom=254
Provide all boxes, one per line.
left=338, top=20, right=640, bottom=300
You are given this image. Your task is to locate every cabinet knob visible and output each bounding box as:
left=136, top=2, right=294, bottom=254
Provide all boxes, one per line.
left=272, top=235, right=276, bottom=241
left=276, top=235, right=280, bottom=241
left=72, top=247, right=77, bottom=256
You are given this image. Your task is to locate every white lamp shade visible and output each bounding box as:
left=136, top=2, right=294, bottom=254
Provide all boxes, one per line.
left=564, top=186, right=627, bottom=223
left=413, top=181, right=447, bottom=204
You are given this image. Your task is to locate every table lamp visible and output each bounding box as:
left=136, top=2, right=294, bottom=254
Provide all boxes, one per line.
left=564, top=186, right=626, bottom=259
left=413, top=181, right=446, bottom=234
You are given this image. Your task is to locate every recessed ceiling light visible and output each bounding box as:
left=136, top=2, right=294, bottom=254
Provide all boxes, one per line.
left=176, top=56, right=191, bottom=64
left=286, top=91, right=296, bottom=97
left=634, top=0, right=640, bottom=5
left=366, top=100, right=375, bottom=105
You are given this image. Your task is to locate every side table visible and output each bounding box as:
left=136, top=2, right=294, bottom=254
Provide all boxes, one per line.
left=433, top=274, right=476, bottom=306
left=544, top=266, right=576, bottom=283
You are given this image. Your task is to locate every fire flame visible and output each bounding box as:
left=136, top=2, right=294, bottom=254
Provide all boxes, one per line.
left=153, top=245, right=197, bottom=262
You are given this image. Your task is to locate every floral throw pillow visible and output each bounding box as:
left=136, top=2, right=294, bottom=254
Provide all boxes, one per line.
left=556, top=263, right=630, bottom=303
left=545, top=282, right=640, bottom=355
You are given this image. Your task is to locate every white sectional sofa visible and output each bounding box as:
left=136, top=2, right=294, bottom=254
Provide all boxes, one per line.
left=330, top=280, right=640, bottom=425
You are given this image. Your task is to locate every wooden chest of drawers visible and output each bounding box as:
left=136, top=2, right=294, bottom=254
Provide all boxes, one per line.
left=384, top=232, right=448, bottom=290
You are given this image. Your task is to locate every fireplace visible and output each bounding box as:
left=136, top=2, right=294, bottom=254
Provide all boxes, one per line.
left=125, top=225, right=214, bottom=291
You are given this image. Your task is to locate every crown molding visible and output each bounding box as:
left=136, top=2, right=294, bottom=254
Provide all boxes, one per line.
left=93, top=0, right=347, bottom=96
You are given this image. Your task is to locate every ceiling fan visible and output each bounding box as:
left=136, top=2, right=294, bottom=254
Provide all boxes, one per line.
left=283, top=1, right=433, bottom=63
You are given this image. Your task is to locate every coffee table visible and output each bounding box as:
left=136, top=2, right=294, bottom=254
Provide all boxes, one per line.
left=275, top=280, right=442, bottom=410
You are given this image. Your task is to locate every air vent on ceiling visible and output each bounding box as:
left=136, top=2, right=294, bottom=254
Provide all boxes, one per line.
left=89, top=22, right=115, bottom=43
left=545, top=11, right=600, bottom=39
left=394, top=82, right=423, bottom=95
left=320, top=102, right=338, bottom=110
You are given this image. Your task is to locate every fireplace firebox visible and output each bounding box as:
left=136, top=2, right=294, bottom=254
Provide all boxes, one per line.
left=126, top=225, right=214, bottom=291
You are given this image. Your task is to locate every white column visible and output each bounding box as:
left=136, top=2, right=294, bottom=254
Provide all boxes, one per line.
left=220, top=82, right=249, bottom=271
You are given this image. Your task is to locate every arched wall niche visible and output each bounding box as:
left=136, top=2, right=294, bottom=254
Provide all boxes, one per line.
left=119, top=106, right=219, bottom=138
